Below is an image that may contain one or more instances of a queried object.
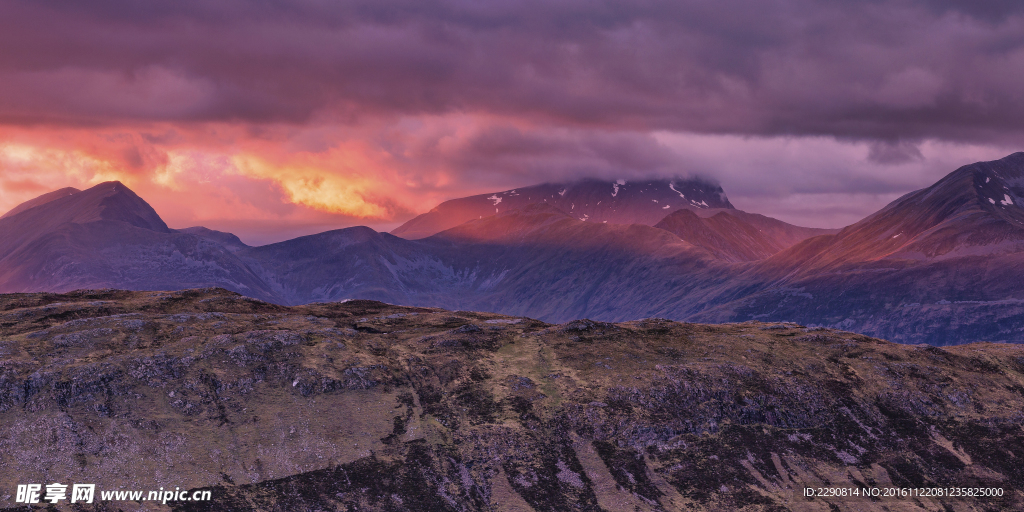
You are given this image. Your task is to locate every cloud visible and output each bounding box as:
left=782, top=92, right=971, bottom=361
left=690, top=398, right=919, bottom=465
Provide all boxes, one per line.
left=0, top=0, right=1022, bottom=142
left=2, top=0, right=1024, bottom=241
left=3, top=117, right=1014, bottom=240
left=654, top=132, right=1013, bottom=227
left=867, top=140, right=925, bottom=165
left=1, top=117, right=693, bottom=236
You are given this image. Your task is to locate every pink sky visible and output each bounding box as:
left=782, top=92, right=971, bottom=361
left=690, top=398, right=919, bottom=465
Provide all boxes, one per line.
left=2, top=0, right=1023, bottom=244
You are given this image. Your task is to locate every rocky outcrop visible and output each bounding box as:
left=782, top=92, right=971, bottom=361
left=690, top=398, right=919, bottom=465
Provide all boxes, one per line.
left=0, top=289, right=1022, bottom=511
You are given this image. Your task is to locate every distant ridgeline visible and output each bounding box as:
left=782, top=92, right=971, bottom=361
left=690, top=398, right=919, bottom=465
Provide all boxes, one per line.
left=2, top=154, right=1024, bottom=345
left=390, top=178, right=735, bottom=240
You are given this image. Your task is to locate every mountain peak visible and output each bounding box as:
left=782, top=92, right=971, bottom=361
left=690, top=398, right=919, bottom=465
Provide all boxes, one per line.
left=758, top=152, right=1024, bottom=274
left=880, top=152, right=1024, bottom=237
left=393, top=177, right=733, bottom=239
left=0, top=181, right=171, bottom=263
left=88, top=181, right=171, bottom=233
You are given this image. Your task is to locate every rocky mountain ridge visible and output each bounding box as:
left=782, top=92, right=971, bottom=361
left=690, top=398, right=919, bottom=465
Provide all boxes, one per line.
left=0, top=288, right=1021, bottom=511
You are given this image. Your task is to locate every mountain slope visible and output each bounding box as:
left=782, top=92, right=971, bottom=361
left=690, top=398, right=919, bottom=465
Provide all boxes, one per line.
left=0, top=186, right=80, bottom=219
left=241, top=204, right=735, bottom=322
left=654, top=208, right=836, bottom=262
left=423, top=204, right=735, bottom=321
left=0, top=182, right=280, bottom=302
left=689, top=153, right=1024, bottom=344
left=392, top=178, right=733, bottom=239
left=764, top=152, right=1024, bottom=275
left=178, top=226, right=251, bottom=253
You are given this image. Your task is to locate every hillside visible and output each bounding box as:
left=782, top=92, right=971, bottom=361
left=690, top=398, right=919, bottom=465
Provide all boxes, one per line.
left=239, top=204, right=735, bottom=322
left=391, top=178, right=734, bottom=240
left=654, top=209, right=835, bottom=262
left=0, top=186, right=80, bottom=219
left=692, top=153, right=1024, bottom=344
left=0, top=182, right=279, bottom=302
left=0, top=289, right=1021, bottom=511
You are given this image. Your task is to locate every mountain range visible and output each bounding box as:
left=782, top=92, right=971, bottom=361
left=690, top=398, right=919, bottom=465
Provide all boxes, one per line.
left=2, top=154, right=1023, bottom=345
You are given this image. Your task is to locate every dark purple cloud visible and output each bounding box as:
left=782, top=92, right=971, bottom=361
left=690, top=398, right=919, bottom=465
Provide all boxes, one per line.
left=1, top=0, right=1023, bottom=143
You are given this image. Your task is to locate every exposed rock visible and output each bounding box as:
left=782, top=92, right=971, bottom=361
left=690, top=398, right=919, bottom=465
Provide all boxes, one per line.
left=0, top=289, right=1021, bottom=511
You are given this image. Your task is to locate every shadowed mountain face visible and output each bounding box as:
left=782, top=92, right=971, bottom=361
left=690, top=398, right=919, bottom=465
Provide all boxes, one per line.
left=763, top=152, right=1024, bottom=274
left=0, top=290, right=1022, bottom=511
left=691, top=153, right=1024, bottom=344
left=0, top=182, right=169, bottom=246
left=0, top=182, right=278, bottom=301
left=654, top=208, right=835, bottom=262
left=238, top=204, right=734, bottom=323
left=178, top=226, right=251, bottom=253
left=391, top=178, right=733, bottom=240
left=3, top=154, right=1024, bottom=345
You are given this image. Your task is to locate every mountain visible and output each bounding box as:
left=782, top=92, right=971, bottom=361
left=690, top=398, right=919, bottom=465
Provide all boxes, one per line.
left=763, top=151, right=1024, bottom=273
left=0, top=181, right=278, bottom=301
left=1, top=290, right=1022, bottom=512
left=393, top=177, right=832, bottom=262
left=653, top=208, right=835, bottom=262
left=237, top=153, right=1024, bottom=343
left=4, top=154, right=1024, bottom=345
left=391, top=178, right=733, bottom=240
left=0, top=181, right=169, bottom=235
left=0, top=186, right=80, bottom=219
left=691, top=152, right=1024, bottom=344
left=0, top=182, right=738, bottom=324
left=238, top=204, right=733, bottom=322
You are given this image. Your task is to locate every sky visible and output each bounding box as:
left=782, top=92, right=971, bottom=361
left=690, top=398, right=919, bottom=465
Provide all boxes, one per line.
left=1, top=0, right=1023, bottom=245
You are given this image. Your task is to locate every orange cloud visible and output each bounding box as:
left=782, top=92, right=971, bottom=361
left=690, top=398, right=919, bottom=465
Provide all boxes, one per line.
left=1, top=113, right=740, bottom=243
left=0, top=120, right=469, bottom=240
left=230, top=149, right=391, bottom=218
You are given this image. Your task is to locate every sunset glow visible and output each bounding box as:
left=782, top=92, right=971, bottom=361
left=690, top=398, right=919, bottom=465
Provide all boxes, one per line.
left=2, top=1, right=1024, bottom=243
